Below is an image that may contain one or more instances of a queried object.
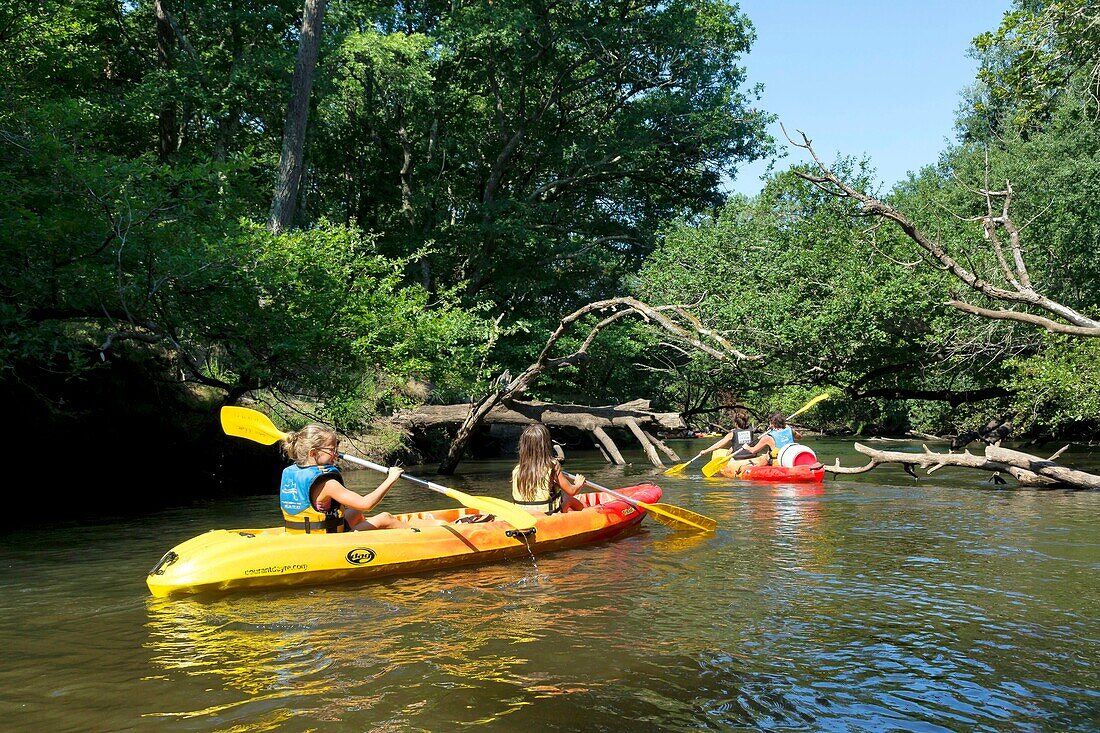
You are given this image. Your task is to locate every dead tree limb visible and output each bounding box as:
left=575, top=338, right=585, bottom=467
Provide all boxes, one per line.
left=410, top=396, right=684, bottom=470
left=590, top=426, right=626, bottom=465
left=787, top=127, right=1100, bottom=338
left=985, top=445, right=1100, bottom=489
left=435, top=296, right=759, bottom=474
left=624, top=418, right=664, bottom=468
left=825, top=442, right=1099, bottom=489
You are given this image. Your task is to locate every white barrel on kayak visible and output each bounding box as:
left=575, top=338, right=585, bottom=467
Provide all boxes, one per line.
left=777, top=443, right=817, bottom=468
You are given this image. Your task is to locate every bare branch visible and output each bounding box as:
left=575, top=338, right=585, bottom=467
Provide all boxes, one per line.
left=949, top=300, right=1100, bottom=336
left=436, top=296, right=760, bottom=473
left=787, top=129, right=1100, bottom=336
left=825, top=442, right=1100, bottom=489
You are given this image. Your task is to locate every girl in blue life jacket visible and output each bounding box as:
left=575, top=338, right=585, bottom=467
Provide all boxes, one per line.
left=511, top=423, right=586, bottom=514
left=280, top=423, right=444, bottom=533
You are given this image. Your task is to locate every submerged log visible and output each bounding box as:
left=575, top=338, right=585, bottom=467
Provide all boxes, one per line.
left=826, top=442, right=1100, bottom=489
left=396, top=398, right=684, bottom=468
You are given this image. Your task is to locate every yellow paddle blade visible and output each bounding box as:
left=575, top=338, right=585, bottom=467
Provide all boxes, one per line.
left=446, top=493, right=537, bottom=530
left=701, top=454, right=731, bottom=478
left=639, top=501, right=716, bottom=532
left=663, top=461, right=691, bottom=476
left=220, top=406, right=286, bottom=445
left=663, top=450, right=704, bottom=476
left=700, top=448, right=731, bottom=478
left=787, top=392, right=830, bottom=421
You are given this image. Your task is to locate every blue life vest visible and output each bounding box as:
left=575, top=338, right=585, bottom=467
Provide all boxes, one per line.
left=280, top=464, right=348, bottom=533
left=766, top=427, right=795, bottom=458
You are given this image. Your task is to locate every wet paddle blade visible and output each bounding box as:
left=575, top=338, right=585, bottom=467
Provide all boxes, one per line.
left=664, top=450, right=708, bottom=476
left=701, top=453, right=731, bottom=478
left=640, top=502, right=717, bottom=532
left=571, top=473, right=717, bottom=533
left=663, top=461, right=691, bottom=476
left=220, top=406, right=286, bottom=445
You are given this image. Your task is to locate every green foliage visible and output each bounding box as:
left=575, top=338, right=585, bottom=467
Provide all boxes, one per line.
left=0, top=3, right=495, bottom=431
left=635, top=161, right=1032, bottom=434
left=309, top=0, right=773, bottom=328
left=191, top=222, right=493, bottom=414
left=968, top=0, right=1100, bottom=138
left=14, top=0, right=1098, bottom=455
left=1007, top=336, right=1100, bottom=434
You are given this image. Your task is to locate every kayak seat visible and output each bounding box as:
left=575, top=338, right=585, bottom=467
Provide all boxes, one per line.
left=453, top=514, right=496, bottom=524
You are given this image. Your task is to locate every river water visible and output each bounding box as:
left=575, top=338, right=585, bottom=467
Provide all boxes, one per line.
left=1, top=438, right=1097, bottom=732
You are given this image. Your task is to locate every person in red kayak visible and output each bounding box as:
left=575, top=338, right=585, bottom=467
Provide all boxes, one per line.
left=700, top=410, right=766, bottom=463
left=512, top=422, right=586, bottom=514
left=737, top=412, right=823, bottom=468
left=279, top=423, right=444, bottom=533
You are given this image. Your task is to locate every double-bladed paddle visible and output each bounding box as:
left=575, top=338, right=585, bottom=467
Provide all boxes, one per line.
left=562, top=471, right=716, bottom=532
left=701, top=393, right=831, bottom=478
left=219, top=406, right=537, bottom=532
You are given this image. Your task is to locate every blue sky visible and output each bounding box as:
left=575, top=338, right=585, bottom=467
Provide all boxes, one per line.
left=727, top=1, right=1013, bottom=196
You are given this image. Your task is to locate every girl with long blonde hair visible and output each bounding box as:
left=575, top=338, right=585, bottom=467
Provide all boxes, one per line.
left=511, top=423, right=586, bottom=514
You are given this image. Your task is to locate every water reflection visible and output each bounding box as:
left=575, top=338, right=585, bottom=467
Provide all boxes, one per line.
left=4, top=439, right=1098, bottom=732
left=700, top=481, right=830, bottom=573
left=142, top=541, right=665, bottom=728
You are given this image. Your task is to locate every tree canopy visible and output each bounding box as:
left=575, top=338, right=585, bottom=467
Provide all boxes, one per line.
left=4, top=0, right=1098, bottom=484
left=0, top=0, right=772, bottom=467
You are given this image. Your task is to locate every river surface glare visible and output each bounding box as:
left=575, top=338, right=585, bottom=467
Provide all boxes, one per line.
left=0, top=438, right=1097, bottom=732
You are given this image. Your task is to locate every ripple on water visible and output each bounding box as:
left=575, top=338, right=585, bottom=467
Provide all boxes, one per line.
left=2, top=461, right=1099, bottom=731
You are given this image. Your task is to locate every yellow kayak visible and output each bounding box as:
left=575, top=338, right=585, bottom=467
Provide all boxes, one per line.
left=147, top=483, right=662, bottom=597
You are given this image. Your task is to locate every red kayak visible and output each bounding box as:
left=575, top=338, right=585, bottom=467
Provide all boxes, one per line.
left=719, top=443, right=825, bottom=483
left=737, top=464, right=825, bottom=483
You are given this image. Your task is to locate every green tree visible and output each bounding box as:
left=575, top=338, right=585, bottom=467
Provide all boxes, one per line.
left=968, top=0, right=1100, bottom=138
left=309, top=0, right=773, bottom=329
left=636, top=163, right=1021, bottom=435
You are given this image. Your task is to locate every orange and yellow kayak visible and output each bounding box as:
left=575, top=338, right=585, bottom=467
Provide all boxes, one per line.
left=147, top=483, right=661, bottom=597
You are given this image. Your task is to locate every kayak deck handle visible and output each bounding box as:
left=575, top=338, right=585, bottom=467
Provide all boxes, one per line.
left=148, top=551, right=179, bottom=577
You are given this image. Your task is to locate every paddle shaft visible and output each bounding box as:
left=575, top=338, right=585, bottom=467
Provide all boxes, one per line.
left=682, top=450, right=707, bottom=466
left=564, top=473, right=636, bottom=506
left=562, top=471, right=715, bottom=531
left=340, top=453, right=456, bottom=496
left=339, top=453, right=535, bottom=531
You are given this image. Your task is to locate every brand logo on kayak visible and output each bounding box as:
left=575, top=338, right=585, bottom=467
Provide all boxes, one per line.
left=346, top=548, right=376, bottom=565
left=622, top=507, right=636, bottom=516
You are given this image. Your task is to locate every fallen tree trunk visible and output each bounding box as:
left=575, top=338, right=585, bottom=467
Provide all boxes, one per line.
left=985, top=445, right=1100, bottom=489
left=825, top=442, right=1100, bottom=489
left=397, top=398, right=685, bottom=468
left=434, top=296, right=758, bottom=474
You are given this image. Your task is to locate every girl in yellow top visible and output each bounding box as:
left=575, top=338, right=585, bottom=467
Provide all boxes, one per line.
left=511, top=423, right=586, bottom=514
